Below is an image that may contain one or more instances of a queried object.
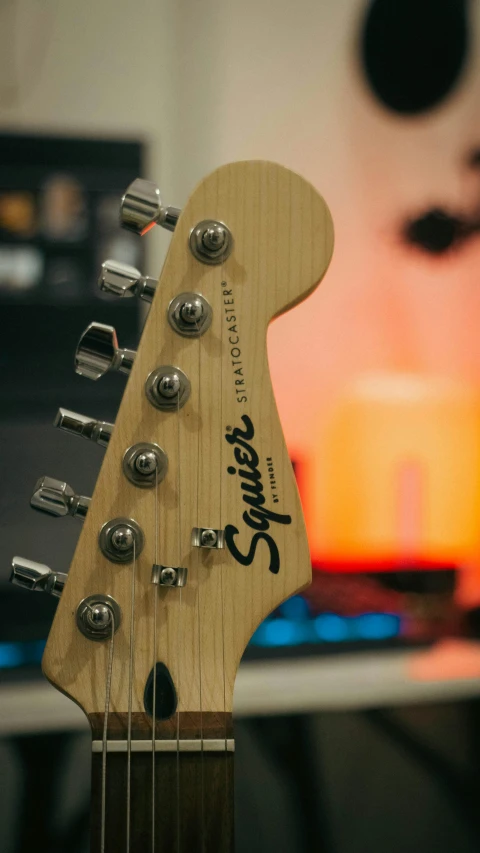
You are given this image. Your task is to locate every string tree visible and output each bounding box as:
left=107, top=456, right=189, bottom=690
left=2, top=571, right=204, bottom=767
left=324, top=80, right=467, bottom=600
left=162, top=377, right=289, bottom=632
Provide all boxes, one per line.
left=192, top=528, right=225, bottom=549
left=151, top=565, right=188, bottom=588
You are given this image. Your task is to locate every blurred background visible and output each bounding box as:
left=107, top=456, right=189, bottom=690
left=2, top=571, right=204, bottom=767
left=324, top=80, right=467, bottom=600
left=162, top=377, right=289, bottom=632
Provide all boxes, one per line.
left=2, top=0, right=480, bottom=851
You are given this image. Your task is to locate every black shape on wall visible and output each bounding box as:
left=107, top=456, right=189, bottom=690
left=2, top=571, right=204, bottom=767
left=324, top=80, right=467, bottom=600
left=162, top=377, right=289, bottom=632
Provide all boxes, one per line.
left=403, top=207, right=480, bottom=254
left=404, top=209, right=463, bottom=253
left=361, top=0, right=469, bottom=114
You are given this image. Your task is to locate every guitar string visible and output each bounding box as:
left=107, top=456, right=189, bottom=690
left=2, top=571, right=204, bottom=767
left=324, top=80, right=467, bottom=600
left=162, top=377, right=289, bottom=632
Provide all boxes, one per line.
left=195, top=313, right=205, bottom=846
left=126, top=537, right=137, bottom=853
left=219, top=261, right=229, bottom=817
left=152, top=461, right=159, bottom=853
left=176, top=384, right=182, bottom=853
left=100, top=611, right=116, bottom=853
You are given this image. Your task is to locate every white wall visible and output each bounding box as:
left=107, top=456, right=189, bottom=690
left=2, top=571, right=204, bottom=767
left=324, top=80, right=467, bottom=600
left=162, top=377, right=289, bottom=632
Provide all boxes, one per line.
left=0, top=0, right=180, bottom=273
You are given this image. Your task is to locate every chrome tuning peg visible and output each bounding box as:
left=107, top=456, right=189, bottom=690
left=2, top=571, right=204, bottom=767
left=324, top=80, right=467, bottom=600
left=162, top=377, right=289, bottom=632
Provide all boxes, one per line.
left=75, top=322, right=136, bottom=381
left=31, top=476, right=90, bottom=519
left=54, top=409, right=113, bottom=446
left=120, top=178, right=181, bottom=235
left=10, top=557, right=66, bottom=598
left=99, top=259, right=157, bottom=303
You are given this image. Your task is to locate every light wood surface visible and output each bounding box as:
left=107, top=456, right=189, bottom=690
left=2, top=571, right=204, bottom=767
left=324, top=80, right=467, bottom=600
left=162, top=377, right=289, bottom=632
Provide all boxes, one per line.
left=42, top=160, right=334, bottom=717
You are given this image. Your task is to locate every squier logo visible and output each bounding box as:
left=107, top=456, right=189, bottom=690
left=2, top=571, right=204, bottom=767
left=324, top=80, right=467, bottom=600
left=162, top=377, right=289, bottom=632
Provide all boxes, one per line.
left=225, top=416, right=291, bottom=574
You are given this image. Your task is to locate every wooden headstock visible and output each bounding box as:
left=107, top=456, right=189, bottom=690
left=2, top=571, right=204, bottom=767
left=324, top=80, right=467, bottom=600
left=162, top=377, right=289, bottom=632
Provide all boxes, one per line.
left=42, top=160, right=334, bottom=719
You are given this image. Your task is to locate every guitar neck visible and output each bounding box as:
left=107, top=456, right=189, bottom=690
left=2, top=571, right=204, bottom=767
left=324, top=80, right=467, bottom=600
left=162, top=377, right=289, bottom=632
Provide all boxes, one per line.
left=89, top=713, right=234, bottom=853
left=24, top=161, right=333, bottom=853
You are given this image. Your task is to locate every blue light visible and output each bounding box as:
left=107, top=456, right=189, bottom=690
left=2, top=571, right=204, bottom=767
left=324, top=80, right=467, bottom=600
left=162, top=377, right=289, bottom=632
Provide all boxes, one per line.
left=0, top=643, right=24, bottom=668
left=0, top=640, right=46, bottom=669
left=279, top=596, right=310, bottom=621
left=249, top=622, right=269, bottom=645
left=25, top=640, right=46, bottom=662
left=355, top=613, right=400, bottom=640
left=248, top=611, right=401, bottom=649
left=314, top=613, right=350, bottom=642
left=263, top=618, right=303, bottom=646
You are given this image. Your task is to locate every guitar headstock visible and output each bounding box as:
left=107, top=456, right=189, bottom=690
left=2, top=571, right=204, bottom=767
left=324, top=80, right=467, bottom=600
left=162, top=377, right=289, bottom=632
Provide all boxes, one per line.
left=12, top=161, right=333, bottom=720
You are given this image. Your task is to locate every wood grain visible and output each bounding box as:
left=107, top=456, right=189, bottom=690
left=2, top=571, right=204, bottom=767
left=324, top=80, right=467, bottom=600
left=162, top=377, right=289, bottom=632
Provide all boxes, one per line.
left=88, top=711, right=233, bottom=740
left=42, top=160, right=334, bottom=717
left=90, top=749, right=234, bottom=853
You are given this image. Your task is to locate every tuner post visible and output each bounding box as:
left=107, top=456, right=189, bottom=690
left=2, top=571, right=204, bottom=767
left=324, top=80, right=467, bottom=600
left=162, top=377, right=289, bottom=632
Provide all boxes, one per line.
left=76, top=594, right=122, bottom=641
left=123, top=443, right=168, bottom=488
left=168, top=293, right=212, bottom=338
left=189, top=219, right=233, bottom=265
left=98, top=517, right=145, bottom=563
left=145, top=365, right=191, bottom=412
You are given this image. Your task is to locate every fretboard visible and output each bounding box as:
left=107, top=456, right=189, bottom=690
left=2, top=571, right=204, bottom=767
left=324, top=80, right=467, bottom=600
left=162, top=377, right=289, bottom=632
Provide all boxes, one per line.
left=89, top=712, right=234, bottom=853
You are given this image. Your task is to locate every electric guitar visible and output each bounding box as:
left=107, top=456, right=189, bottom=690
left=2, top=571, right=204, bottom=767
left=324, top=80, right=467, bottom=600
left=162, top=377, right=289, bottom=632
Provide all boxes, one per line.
left=11, top=161, right=333, bottom=852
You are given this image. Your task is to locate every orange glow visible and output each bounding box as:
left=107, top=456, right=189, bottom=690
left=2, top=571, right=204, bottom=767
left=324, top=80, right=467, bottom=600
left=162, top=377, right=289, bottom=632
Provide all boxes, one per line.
left=305, top=373, right=480, bottom=568
left=408, top=639, right=480, bottom=682
left=140, top=220, right=157, bottom=236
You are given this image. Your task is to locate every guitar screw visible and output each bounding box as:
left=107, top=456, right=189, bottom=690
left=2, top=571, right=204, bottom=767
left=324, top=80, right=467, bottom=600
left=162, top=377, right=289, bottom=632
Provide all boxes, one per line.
left=135, top=451, right=157, bottom=475
left=161, top=567, right=177, bottom=585
left=202, top=223, right=226, bottom=252
left=110, top=526, right=134, bottom=552
left=158, top=374, right=181, bottom=398
left=201, top=529, right=217, bottom=547
left=86, top=603, right=112, bottom=630
left=180, top=298, right=204, bottom=324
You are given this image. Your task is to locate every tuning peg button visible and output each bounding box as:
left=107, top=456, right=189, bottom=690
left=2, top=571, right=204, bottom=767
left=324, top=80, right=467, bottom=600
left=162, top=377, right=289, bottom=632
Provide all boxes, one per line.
left=75, top=322, right=136, bottom=380
left=10, top=557, right=67, bottom=598
left=99, top=259, right=157, bottom=303
left=31, top=476, right=91, bottom=519
left=54, top=409, right=113, bottom=447
left=120, top=178, right=181, bottom=235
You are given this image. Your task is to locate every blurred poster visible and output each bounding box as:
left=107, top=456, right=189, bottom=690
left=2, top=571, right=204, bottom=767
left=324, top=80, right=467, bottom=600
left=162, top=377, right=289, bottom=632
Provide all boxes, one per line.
left=0, top=245, right=43, bottom=292
left=0, top=191, right=36, bottom=237
left=40, top=173, right=87, bottom=241
left=0, top=134, right=144, bottom=304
